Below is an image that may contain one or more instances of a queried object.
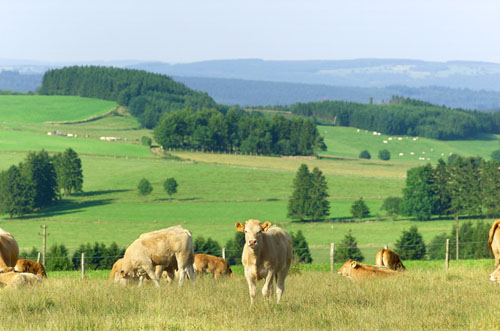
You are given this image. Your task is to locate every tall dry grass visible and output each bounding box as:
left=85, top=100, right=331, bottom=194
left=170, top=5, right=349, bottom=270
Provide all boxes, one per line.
left=1, top=266, right=499, bottom=330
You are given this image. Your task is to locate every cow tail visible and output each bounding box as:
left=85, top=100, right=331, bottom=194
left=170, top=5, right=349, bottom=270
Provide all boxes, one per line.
left=489, top=221, right=500, bottom=254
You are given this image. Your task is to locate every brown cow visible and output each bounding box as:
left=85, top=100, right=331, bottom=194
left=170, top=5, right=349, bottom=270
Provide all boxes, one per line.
left=375, top=248, right=406, bottom=271
left=338, top=259, right=399, bottom=280
left=0, top=272, right=42, bottom=289
left=236, top=219, right=292, bottom=304
left=0, top=229, right=19, bottom=269
left=193, top=254, right=233, bottom=278
left=488, top=220, right=500, bottom=267
left=15, top=259, right=47, bottom=278
left=118, top=225, right=195, bottom=287
left=490, top=264, right=500, bottom=284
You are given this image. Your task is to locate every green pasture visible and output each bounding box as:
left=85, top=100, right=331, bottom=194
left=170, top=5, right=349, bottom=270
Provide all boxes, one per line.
left=320, top=125, right=500, bottom=161
left=0, top=95, right=498, bottom=265
left=0, top=95, right=116, bottom=123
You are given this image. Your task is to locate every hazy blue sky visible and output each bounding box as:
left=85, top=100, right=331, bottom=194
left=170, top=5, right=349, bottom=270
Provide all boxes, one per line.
left=1, top=1, right=500, bottom=64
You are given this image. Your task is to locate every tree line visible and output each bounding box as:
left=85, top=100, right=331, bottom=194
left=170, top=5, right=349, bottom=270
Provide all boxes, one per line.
left=268, top=97, right=500, bottom=140
left=0, top=148, right=83, bottom=218
left=390, top=156, right=500, bottom=221
left=153, top=109, right=326, bottom=155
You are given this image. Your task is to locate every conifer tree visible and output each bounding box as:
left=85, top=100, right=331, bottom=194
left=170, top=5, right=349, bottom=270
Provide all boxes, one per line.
left=54, top=148, right=83, bottom=196
left=0, top=165, right=34, bottom=218
left=21, top=150, right=58, bottom=208
left=287, top=164, right=312, bottom=220
left=309, top=167, right=330, bottom=220
left=225, top=231, right=245, bottom=265
left=334, top=230, right=364, bottom=262
left=351, top=197, right=370, bottom=220
left=291, top=230, right=313, bottom=263
left=395, top=226, right=426, bottom=260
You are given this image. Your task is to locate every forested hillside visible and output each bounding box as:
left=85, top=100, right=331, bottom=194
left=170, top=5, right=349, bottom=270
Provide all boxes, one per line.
left=39, top=66, right=217, bottom=128
left=269, top=97, right=500, bottom=140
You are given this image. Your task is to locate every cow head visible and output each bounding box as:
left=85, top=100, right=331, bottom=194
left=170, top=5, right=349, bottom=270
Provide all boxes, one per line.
left=337, top=259, right=357, bottom=278
left=236, top=219, right=271, bottom=250
left=490, top=265, right=500, bottom=284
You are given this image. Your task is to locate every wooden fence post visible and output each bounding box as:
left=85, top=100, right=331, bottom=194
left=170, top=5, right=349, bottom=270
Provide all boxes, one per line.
left=384, top=245, right=388, bottom=249
left=330, top=243, right=335, bottom=274
left=42, top=224, right=47, bottom=267
left=445, top=238, right=450, bottom=270
left=222, top=247, right=226, bottom=260
left=37, top=252, right=41, bottom=263
left=81, top=253, right=85, bottom=280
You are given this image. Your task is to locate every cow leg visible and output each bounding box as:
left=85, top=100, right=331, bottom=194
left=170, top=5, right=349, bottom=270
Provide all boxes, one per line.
left=155, top=265, right=164, bottom=281
left=276, top=270, right=288, bottom=304
left=187, top=264, right=195, bottom=284
left=143, top=264, right=160, bottom=288
left=244, top=269, right=257, bottom=305
left=495, top=256, right=500, bottom=268
left=261, top=271, right=275, bottom=299
left=175, top=252, right=195, bottom=286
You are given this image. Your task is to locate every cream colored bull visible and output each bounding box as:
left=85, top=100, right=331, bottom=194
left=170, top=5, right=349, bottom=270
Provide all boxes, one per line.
left=0, top=229, right=18, bottom=269
left=488, top=220, right=500, bottom=267
left=236, top=219, right=292, bottom=304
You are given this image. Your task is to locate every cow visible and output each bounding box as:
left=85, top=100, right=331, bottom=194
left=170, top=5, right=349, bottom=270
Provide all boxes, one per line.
left=490, top=264, right=500, bottom=284
left=338, top=259, right=399, bottom=280
left=488, top=220, right=500, bottom=267
left=193, top=254, right=233, bottom=278
left=111, top=258, right=178, bottom=285
left=236, top=219, right=292, bottom=304
left=375, top=248, right=406, bottom=271
left=15, top=259, right=47, bottom=278
left=0, top=229, right=19, bottom=269
left=118, top=225, right=195, bottom=287
left=0, top=272, right=42, bottom=289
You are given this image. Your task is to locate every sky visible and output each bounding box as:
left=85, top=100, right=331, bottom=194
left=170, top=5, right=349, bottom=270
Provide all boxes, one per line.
left=1, top=0, right=500, bottom=64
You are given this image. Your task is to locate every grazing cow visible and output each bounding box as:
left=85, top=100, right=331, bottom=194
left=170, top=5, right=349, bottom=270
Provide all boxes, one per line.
left=488, top=220, right=500, bottom=267
left=338, top=259, right=399, bottom=280
left=489, top=265, right=500, bottom=284
left=375, top=248, right=406, bottom=271
left=111, top=257, right=178, bottom=285
left=0, top=272, right=42, bottom=289
left=118, top=226, right=195, bottom=287
left=236, top=219, right=292, bottom=304
left=193, top=254, right=233, bottom=278
left=0, top=229, right=19, bottom=269
left=15, top=259, right=47, bottom=278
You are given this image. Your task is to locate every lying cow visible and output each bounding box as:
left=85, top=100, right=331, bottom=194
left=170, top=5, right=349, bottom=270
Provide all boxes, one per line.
left=15, top=259, right=47, bottom=278
left=489, top=220, right=500, bottom=267
left=0, top=229, right=19, bottom=269
left=338, top=259, right=399, bottom=280
left=236, top=219, right=292, bottom=304
left=0, top=272, right=42, bottom=289
left=490, top=265, right=500, bottom=284
left=375, top=248, right=406, bottom=271
left=118, top=226, right=195, bottom=287
left=193, top=254, right=233, bottom=278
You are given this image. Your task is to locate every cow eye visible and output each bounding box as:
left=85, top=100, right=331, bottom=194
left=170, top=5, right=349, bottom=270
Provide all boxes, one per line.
left=244, top=230, right=247, bottom=233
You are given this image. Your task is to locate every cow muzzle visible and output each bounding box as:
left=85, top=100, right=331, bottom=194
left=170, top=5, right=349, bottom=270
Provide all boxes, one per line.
left=248, top=240, right=257, bottom=248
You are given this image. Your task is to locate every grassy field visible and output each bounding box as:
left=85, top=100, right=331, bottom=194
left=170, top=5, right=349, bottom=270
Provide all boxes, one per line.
left=1, top=261, right=499, bottom=330
left=0, top=95, right=498, bottom=264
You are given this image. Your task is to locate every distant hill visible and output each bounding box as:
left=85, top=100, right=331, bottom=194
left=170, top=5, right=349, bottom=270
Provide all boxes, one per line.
left=174, top=76, right=500, bottom=110
left=130, top=59, right=500, bottom=91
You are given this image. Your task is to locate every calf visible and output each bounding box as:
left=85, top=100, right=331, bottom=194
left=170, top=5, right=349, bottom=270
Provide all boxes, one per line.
left=0, top=272, right=42, bottom=289
left=236, top=219, right=292, bottom=304
left=338, top=259, right=399, bottom=280
left=15, top=259, right=47, bottom=278
left=193, top=254, right=233, bottom=278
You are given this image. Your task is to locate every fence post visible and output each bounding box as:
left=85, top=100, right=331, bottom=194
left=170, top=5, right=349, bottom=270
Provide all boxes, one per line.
left=330, top=243, right=335, bottom=275
left=36, top=252, right=41, bottom=263
left=384, top=245, right=388, bottom=250
left=222, top=247, right=226, bottom=260
left=42, top=224, right=47, bottom=267
left=81, top=253, right=85, bottom=280
left=445, top=239, right=450, bottom=270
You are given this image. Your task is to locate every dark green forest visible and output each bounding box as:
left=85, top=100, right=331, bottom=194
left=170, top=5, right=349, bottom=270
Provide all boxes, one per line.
left=272, top=97, right=500, bottom=140
left=39, top=66, right=217, bottom=128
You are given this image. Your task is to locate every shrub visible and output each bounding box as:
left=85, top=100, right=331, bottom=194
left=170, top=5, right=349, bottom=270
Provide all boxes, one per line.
left=72, top=242, right=125, bottom=270
left=334, top=229, right=364, bottom=262
left=359, top=150, right=371, bottom=159
left=378, top=149, right=391, bottom=161
left=141, top=136, right=153, bottom=147
left=395, top=226, right=426, bottom=260
left=225, top=232, right=245, bottom=265
left=194, top=236, right=222, bottom=257
left=381, top=196, right=402, bottom=219
left=491, top=149, right=500, bottom=161
left=137, top=178, right=153, bottom=196
left=45, top=244, right=73, bottom=271
left=351, top=197, right=370, bottom=220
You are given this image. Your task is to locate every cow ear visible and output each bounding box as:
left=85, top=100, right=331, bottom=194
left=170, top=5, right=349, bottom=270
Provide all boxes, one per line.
left=236, top=222, right=245, bottom=232
left=262, top=222, right=271, bottom=232
left=120, top=270, right=126, bottom=277
left=350, top=261, right=359, bottom=268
